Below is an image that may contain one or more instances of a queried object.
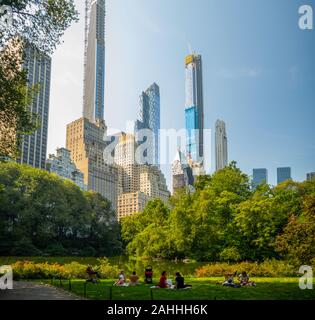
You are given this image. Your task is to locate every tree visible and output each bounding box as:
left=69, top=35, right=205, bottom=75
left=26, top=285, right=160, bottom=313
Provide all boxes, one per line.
left=0, top=162, right=122, bottom=256
left=275, top=193, right=315, bottom=266
left=0, top=0, right=78, bottom=54
left=0, top=38, right=38, bottom=159
left=0, top=0, right=78, bottom=159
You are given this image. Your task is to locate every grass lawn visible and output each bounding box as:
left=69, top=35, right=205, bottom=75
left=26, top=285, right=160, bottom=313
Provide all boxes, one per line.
left=39, top=277, right=315, bottom=300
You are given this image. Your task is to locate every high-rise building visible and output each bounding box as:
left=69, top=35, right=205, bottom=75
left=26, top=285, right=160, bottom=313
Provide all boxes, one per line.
left=83, top=0, right=106, bottom=122
left=215, top=120, right=228, bottom=171
left=47, top=148, right=87, bottom=190
left=134, top=83, right=160, bottom=167
left=172, top=149, right=194, bottom=194
left=18, top=45, right=52, bottom=169
left=277, top=167, right=292, bottom=184
left=306, top=172, right=315, bottom=182
left=252, top=168, right=268, bottom=188
left=66, top=118, right=120, bottom=210
left=114, top=133, right=169, bottom=220
left=185, top=54, right=204, bottom=164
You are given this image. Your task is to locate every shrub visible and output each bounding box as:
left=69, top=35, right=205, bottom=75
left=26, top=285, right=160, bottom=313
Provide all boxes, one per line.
left=10, top=258, right=120, bottom=280
left=95, top=257, right=119, bottom=279
left=63, top=262, right=88, bottom=279
left=195, top=260, right=298, bottom=278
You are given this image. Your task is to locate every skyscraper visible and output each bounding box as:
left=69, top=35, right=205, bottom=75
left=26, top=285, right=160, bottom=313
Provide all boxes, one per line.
left=83, top=0, right=106, bottom=122
left=134, top=83, right=160, bottom=166
left=307, top=172, right=315, bottom=181
left=252, top=168, right=268, bottom=188
left=277, top=167, right=292, bottom=184
left=66, top=118, right=120, bottom=210
left=114, top=133, right=169, bottom=220
left=215, top=120, right=228, bottom=171
left=185, top=54, right=204, bottom=164
left=18, top=45, right=52, bottom=169
left=172, top=149, right=194, bottom=193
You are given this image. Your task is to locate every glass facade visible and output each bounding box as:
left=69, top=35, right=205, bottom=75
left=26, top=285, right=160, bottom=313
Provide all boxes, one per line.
left=185, top=54, right=204, bottom=163
left=83, top=0, right=106, bottom=122
left=134, top=83, right=160, bottom=167
left=277, top=167, right=292, bottom=184
left=252, top=168, right=268, bottom=188
left=18, top=46, right=51, bottom=169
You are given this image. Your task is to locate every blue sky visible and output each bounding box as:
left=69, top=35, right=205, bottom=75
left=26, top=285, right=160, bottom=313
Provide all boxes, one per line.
left=48, top=0, right=315, bottom=189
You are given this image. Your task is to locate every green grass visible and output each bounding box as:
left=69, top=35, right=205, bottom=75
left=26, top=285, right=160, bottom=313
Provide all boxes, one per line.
left=39, top=277, right=315, bottom=300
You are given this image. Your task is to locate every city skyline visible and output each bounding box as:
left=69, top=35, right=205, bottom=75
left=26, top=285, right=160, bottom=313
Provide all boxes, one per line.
left=47, top=0, right=315, bottom=189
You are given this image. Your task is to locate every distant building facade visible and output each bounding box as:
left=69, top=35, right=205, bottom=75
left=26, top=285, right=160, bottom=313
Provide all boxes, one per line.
left=277, top=167, right=292, bottom=184
left=306, top=172, right=315, bottom=182
left=185, top=54, right=204, bottom=166
left=66, top=118, right=119, bottom=210
left=134, top=83, right=160, bottom=167
left=83, top=0, right=106, bottom=122
left=114, top=133, right=169, bottom=220
left=215, top=120, right=228, bottom=171
left=47, top=148, right=87, bottom=190
left=252, top=168, right=268, bottom=188
left=18, top=45, right=52, bottom=169
left=172, top=149, right=194, bottom=193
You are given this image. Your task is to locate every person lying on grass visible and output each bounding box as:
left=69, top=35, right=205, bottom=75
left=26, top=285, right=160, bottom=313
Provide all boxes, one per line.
left=128, top=271, right=140, bottom=286
left=238, top=271, right=256, bottom=287
left=174, top=272, right=192, bottom=289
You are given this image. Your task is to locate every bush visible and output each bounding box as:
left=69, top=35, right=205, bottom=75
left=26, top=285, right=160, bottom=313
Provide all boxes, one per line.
left=195, top=260, right=298, bottom=278
left=63, top=262, right=88, bottom=279
left=11, top=259, right=119, bottom=280
left=95, top=257, right=119, bottom=279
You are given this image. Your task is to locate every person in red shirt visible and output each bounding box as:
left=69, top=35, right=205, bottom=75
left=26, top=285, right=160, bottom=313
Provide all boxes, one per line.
left=157, top=271, right=169, bottom=288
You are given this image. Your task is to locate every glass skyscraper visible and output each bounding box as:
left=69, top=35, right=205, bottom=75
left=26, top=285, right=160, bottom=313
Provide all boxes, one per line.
left=134, top=83, right=160, bottom=167
left=83, top=0, right=106, bottom=122
left=277, top=167, right=292, bottom=184
left=185, top=54, right=204, bottom=164
left=252, top=168, right=268, bottom=188
left=18, top=46, right=51, bottom=169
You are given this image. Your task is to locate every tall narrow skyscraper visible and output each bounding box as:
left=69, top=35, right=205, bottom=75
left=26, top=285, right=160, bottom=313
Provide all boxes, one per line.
left=83, top=0, right=106, bottom=122
left=19, top=46, right=52, bottom=169
left=185, top=54, right=204, bottom=164
left=134, top=83, right=160, bottom=167
left=215, top=120, right=228, bottom=171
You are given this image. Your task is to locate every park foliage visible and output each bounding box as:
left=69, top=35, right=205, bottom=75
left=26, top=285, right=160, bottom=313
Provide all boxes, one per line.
left=0, top=162, right=122, bottom=256
left=121, top=162, right=315, bottom=266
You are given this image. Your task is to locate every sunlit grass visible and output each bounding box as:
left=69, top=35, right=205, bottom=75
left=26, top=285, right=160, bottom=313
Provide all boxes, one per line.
left=39, top=277, right=315, bottom=300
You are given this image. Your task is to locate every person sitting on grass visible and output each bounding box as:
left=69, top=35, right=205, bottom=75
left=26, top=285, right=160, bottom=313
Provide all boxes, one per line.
left=222, top=271, right=241, bottom=288
left=129, top=271, right=140, bottom=286
left=157, top=271, right=170, bottom=288
left=238, top=271, right=256, bottom=287
left=114, top=270, right=126, bottom=286
left=174, top=272, right=192, bottom=289
left=86, top=265, right=100, bottom=283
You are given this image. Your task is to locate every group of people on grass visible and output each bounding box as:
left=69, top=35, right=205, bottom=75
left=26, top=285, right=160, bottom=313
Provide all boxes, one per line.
left=86, top=265, right=256, bottom=289
left=113, top=270, right=192, bottom=289
left=222, top=271, right=256, bottom=288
